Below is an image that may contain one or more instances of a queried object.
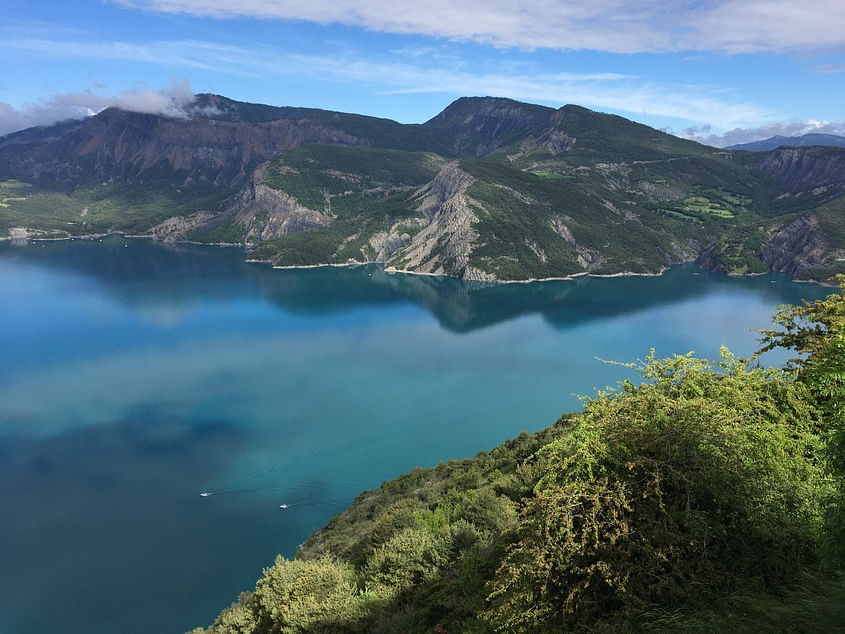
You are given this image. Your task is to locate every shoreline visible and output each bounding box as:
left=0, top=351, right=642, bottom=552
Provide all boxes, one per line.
left=3, top=230, right=836, bottom=287
left=265, top=259, right=671, bottom=284
left=1, top=229, right=244, bottom=249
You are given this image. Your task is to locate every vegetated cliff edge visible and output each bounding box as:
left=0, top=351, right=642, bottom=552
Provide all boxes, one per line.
left=1, top=95, right=844, bottom=282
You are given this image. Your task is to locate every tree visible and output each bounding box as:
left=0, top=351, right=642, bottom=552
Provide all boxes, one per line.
left=757, top=275, right=845, bottom=565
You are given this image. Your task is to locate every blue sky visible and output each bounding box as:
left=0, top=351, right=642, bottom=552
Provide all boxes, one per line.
left=1, top=0, right=844, bottom=146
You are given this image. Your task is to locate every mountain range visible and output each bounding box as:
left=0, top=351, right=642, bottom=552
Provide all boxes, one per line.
left=1, top=94, right=844, bottom=282
left=727, top=133, right=845, bottom=152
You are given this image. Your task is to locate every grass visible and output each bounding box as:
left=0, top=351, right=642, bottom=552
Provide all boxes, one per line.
left=658, top=208, right=704, bottom=223
left=639, top=571, right=845, bottom=633
left=0, top=180, right=86, bottom=237
left=680, top=195, right=735, bottom=218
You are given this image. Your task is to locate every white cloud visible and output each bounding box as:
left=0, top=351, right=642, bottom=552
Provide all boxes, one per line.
left=0, top=90, right=112, bottom=136
left=113, top=78, right=196, bottom=116
left=687, top=0, right=845, bottom=54
left=685, top=119, right=845, bottom=147
left=111, top=0, right=845, bottom=54
left=0, top=79, right=197, bottom=137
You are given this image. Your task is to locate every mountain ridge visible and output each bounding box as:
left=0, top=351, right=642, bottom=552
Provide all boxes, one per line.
left=1, top=94, right=844, bottom=282
left=727, top=133, right=845, bottom=152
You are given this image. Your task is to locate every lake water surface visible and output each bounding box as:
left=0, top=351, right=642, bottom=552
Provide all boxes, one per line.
left=0, top=236, right=832, bottom=634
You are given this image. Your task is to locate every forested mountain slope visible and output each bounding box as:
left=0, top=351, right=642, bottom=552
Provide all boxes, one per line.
left=1, top=95, right=844, bottom=281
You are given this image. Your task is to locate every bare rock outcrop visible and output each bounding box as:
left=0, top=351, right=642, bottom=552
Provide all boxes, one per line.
left=415, top=161, right=476, bottom=220
left=233, top=169, right=333, bottom=242
left=695, top=243, right=721, bottom=272
left=388, top=162, right=495, bottom=280
left=550, top=215, right=603, bottom=270
left=546, top=130, right=576, bottom=154
left=146, top=211, right=220, bottom=242
left=760, top=214, right=827, bottom=275
left=368, top=228, right=414, bottom=262
left=637, top=181, right=685, bottom=202
left=756, top=148, right=845, bottom=187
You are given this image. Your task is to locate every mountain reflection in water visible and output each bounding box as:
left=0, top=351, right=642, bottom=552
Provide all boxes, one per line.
left=0, top=236, right=831, bottom=634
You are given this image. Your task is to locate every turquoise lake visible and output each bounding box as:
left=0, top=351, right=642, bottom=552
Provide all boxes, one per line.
left=0, top=236, right=832, bottom=634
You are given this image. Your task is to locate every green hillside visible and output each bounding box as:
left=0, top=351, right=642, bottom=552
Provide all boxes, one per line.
left=246, top=146, right=444, bottom=265
left=0, top=177, right=228, bottom=238
left=1, top=95, right=844, bottom=282
left=235, top=105, right=845, bottom=281
left=244, top=136, right=775, bottom=280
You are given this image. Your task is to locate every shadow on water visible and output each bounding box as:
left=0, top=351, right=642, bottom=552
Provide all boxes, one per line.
left=0, top=236, right=832, bottom=334
left=0, top=403, right=295, bottom=634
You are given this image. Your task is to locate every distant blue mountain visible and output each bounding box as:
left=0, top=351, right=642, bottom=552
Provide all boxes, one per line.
left=727, top=133, right=845, bottom=151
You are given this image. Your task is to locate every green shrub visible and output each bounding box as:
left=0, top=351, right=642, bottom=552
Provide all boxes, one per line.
left=486, top=349, right=826, bottom=631
left=204, top=593, right=258, bottom=634
left=367, top=500, right=418, bottom=552
left=363, top=527, right=451, bottom=597
left=455, top=488, right=517, bottom=536
left=253, top=557, right=362, bottom=633
left=757, top=277, right=845, bottom=567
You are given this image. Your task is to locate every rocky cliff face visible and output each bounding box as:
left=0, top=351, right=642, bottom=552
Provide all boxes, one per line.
left=231, top=165, right=333, bottom=242
left=695, top=213, right=834, bottom=277
left=387, top=161, right=496, bottom=280
left=0, top=107, right=367, bottom=190
left=760, top=215, right=828, bottom=275
left=549, top=215, right=604, bottom=270
left=145, top=211, right=221, bottom=242
left=694, top=244, right=721, bottom=273
left=756, top=147, right=845, bottom=187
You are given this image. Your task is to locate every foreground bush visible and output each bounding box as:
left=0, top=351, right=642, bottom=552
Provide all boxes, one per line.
left=485, top=350, right=826, bottom=631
